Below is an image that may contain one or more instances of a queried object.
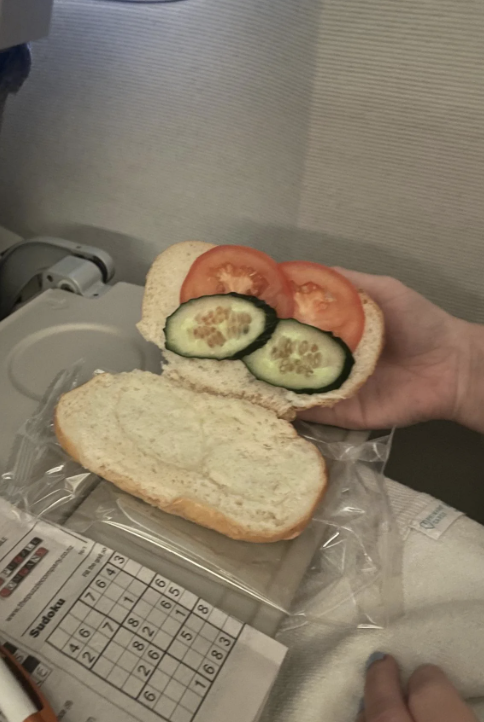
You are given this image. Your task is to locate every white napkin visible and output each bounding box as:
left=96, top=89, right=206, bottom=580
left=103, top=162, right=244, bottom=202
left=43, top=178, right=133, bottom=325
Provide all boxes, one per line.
left=262, top=478, right=484, bottom=721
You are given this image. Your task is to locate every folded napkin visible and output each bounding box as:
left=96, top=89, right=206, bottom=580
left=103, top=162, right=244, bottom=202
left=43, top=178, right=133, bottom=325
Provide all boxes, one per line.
left=262, top=478, right=484, bottom=722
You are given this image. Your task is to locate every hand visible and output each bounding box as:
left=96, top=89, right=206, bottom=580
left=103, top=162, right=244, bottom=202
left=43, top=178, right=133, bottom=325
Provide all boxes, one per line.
left=356, top=654, right=478, bottom=722
left=300, top=270, right=474, bottom=430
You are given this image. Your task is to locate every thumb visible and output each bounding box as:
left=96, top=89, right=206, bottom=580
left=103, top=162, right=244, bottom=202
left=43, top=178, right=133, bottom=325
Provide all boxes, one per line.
left=298, top=398, right=368, bottom=430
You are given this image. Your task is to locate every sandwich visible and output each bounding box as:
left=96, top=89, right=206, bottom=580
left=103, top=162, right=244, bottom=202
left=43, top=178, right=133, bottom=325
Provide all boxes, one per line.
left=55, top=242, right=384, bottom=542
left=138, top=241, right=383, bottom=419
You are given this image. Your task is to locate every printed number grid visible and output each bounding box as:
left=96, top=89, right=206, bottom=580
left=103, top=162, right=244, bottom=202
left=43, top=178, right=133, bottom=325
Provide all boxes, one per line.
left=47, top=553, right=242, bottom=722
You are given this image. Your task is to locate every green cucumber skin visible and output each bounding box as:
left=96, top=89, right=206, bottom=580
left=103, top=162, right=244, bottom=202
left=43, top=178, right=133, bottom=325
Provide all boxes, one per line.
left=243, top=323, right=355, bottom=394
left=164, top=293, right=278, bottom=361
left=166, top=295, right=355, bottom=394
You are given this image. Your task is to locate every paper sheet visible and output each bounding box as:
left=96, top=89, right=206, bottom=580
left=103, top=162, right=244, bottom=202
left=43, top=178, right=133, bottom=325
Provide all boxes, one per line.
left=0, top=499, right=286, bottom=722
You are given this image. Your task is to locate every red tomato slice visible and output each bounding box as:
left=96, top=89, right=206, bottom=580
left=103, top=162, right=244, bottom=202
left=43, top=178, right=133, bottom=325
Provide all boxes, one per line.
left=181, top=245, right=294, bottom=318
left=279, top=261, right=365, bottom=350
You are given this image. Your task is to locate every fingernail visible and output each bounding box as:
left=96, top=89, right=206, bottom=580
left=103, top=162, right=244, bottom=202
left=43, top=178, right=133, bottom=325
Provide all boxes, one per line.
left=365, top=651, right=386, bottom=671
left=357, top=697, right=365, bottom=714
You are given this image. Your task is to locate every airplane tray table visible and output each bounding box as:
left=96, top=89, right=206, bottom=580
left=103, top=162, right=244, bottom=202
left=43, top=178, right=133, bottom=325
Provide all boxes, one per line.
left=0, top=282, right=160, bottom=470
left=0, top=283, right=395, bottom=640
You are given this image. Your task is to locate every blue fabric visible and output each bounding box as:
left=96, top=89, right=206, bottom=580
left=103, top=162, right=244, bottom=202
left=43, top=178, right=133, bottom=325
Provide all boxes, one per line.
left=0, top=43, right=31, bottom=96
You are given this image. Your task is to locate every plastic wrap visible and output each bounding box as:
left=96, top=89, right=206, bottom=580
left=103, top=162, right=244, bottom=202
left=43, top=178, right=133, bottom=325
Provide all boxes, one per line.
left=0, top=364, right=402, bottom=630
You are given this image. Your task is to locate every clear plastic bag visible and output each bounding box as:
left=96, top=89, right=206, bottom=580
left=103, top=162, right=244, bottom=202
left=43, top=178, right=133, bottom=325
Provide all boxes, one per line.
left=0, top=364, right=402, bottom=631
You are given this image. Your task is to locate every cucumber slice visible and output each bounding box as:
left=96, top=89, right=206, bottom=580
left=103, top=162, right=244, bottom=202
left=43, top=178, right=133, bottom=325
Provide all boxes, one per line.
left=243, top=319, right=354, bottom=393
left=165, top=293, right=278, bottom=360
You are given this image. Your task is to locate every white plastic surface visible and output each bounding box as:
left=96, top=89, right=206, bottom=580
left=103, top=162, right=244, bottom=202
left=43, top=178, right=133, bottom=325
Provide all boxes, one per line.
left=0, top=0, right=53, bottom=50
left=0, top=282, right=161, bottom=471
left=0, top=281, right=389, bottom=643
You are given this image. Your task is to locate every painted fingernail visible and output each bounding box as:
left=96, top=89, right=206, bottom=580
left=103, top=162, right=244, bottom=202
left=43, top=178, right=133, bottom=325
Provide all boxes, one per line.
left=365, top=651, right=386, bottom=671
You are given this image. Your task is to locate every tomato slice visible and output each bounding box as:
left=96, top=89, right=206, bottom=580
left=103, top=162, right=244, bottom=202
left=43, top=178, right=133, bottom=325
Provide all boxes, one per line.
left=279, top=261, right=365, bottom=350
left=181, top=245, right=294, bottom=318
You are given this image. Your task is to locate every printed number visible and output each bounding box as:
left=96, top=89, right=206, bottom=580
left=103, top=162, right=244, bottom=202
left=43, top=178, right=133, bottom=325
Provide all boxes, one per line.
left=175, top=607, right=188, bottom=618
left=123, top=595, right=135, bottom=605
left=137, top=664, right=151, bottom=678
left=102, top=620, right=115, bottom=634
left=211, top=649, right=224, bottom=661
left=217, top=635, right=232, bottom=647
left=194, top=678, right=208, bottom=690
left=203, top=664, right=215, bottom=676
left=168, top=585, right=180, bottom=597
left=132, top=640, right=145, bottom=651
left=82, top=650, right=96, bottom=664
left=69, top=643, right=80, bottom=653
left=78, top=628, right=91, bottom=638
left=180, top=630, right=193, bottom=642
left=83, top=591, right=96, bottom=602
left=113, top=554, right=126, bottom=565
left=127, top=617, right=139, bottom=628
left=159, top=599, right=172, bottom=610
left=95, top=579, right=107, bottom=589
left=105, top=566, right=116, bottom=576
left=154, top=577, right=166, bottom=590
left=147, top=649, right=160, bottom=661
left=197, top=604, right=210, bottom=615
left=141, top=625, right=154, bottom=639
left=143, top=691, right=156, bottom=703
